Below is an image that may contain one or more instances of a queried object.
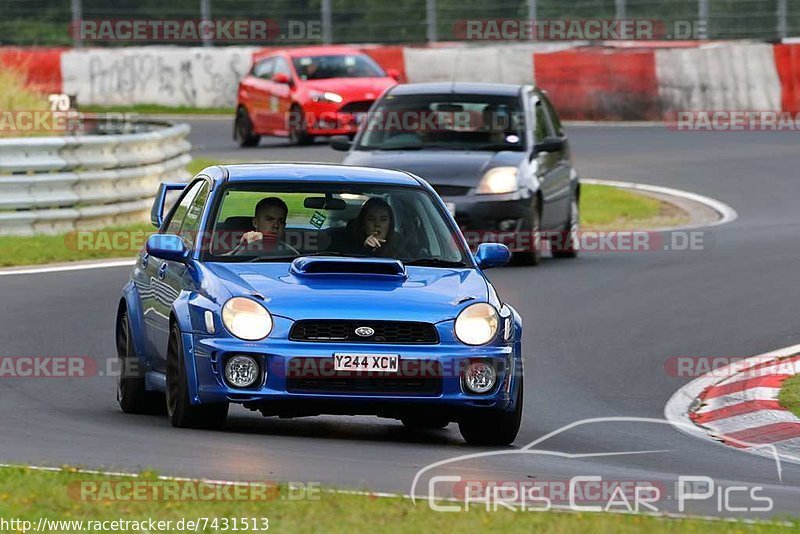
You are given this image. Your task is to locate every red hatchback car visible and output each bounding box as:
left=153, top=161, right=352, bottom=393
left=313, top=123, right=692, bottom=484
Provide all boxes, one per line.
left=234, top=46, right=399, bottom=147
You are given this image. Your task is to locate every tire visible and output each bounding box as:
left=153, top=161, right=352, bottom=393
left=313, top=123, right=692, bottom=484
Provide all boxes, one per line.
left=234, top=107, right=261, bottom=147
left=166, top=324, right=228, bottom=429
left=288, top=104, right=313, bottom=145
left=551, top=197, right=579, bottom=259
left=512, top=199, right=542, bottom=266
left=458, top=379, right=523, bottom=446
left=401, top=415, right=450, bottom=430
left=116, top=310, right=164, bottom=415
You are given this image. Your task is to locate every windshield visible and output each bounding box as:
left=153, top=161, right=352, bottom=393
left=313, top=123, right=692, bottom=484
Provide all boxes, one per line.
left=200, top=183, right=470, bottom=266
left=292, top=54, right=386, bottom=80
left=356, top=93, right=526, bottom=152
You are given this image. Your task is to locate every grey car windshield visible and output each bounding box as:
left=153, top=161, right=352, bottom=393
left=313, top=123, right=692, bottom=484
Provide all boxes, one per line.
left=356, top=93, right=525, bottom=151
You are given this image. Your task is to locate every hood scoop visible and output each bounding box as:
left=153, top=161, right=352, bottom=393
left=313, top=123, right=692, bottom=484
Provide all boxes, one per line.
left=291, top=257, right=407, bottom=278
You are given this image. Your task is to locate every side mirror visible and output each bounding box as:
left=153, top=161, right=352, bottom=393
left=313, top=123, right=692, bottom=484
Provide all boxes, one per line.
left=475, top=243, right=511, bottom=269
left=151, top=182, right=187, bottom=228
left=386, top=68, right=401, bottom=81
left=534, top=137, right=565, bottom=155
left=146, top=234, right=190, bottom=263
left=272, top=72, right=291, bottom=84
left=329, top=135, right=352, bottom=151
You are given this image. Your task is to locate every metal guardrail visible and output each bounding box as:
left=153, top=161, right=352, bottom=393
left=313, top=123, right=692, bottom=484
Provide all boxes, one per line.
left=0, top=120, right=191, bottom=235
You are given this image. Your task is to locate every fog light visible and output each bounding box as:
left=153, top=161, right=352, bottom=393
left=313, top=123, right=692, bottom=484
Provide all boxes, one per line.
left=463, top=361, right=497, bottom=394
left=224, top=355, right=260, bottom=388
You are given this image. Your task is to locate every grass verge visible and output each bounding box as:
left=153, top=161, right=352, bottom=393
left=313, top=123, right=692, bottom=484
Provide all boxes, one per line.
left=0, top=466, right=791, bottom=533
left=0, top=160, right=685, bottom=268
left=0, top=223, right=154, bottom=268
left=80, top=105, right=234, bottom=115
left=778, top=374, right=800, bottom=418
left=581, top=183, right=688, bottom=229
left=0, top=68, right=49, bottom=137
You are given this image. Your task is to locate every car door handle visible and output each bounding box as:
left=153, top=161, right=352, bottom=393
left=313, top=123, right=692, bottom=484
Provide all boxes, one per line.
left=158, top=262, right=168, bottom=280
left=141, top=253, right=149, bottom=269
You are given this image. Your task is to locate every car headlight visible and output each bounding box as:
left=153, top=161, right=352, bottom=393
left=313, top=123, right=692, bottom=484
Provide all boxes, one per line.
left=455, top=303, right=499, bottom=345
left=310, top=91, right=343, bottom=104
left=222, top=297, right=273, bottom=341
left=476, top=167, right=519, bottom=194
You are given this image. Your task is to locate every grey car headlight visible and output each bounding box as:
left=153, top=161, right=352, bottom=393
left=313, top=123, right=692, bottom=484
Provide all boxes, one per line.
left=222, top=297, right=273, bottom=341
left=455, top=303, right=500, bottom=345
left=476, top=167, right=519, bottom=194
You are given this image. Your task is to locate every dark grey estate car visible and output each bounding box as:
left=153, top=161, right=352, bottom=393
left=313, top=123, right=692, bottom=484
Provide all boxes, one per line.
left=331, top=82, right=580, bottom=264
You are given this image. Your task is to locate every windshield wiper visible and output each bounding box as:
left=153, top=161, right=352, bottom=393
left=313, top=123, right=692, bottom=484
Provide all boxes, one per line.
left=466, top=144, right=524, bottom=151
left=302, top=252, right=372, bottom=258
left=371, top=145, right=423, bottom=151
left=250, top=251, right=372, bottom=262
left=249, top=255, right=299, bottom=262
left=403, top=258, right=468, bottom=268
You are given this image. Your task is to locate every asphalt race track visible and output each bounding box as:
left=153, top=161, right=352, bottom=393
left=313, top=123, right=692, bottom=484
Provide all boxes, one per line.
left=2, top=120, right=800, bottom=518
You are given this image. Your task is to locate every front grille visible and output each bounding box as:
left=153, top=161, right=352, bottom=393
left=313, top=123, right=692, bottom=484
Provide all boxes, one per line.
left=339, top=100, right=374, bottom=113
left=286, top=358, right=442, bottom=396
left=432, top=185, right=471, bottom=197
left=290, top=320, right=439, bottom=344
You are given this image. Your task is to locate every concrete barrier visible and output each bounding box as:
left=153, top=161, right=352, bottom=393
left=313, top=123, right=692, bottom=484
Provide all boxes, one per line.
left=2, top=42, right=797, bottom=119
left=61, top=46, right=259, bottom=108
left=403, top=43, right=576, bottom=85
left=533, top=48, right=660, bottom=120
left=655, top=43, right=781, bottom=112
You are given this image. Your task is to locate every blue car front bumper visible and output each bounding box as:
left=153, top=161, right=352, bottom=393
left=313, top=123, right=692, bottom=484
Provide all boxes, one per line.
left=182, top=318, right=522, bottom=419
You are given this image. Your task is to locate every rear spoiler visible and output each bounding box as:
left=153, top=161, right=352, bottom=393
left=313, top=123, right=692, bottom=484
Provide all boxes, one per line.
left=151, top=182, right=188, bottom=228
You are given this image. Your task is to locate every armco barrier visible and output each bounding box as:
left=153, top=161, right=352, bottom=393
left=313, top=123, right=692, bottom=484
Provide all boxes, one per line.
left=0, top=120, right=191, bottom=235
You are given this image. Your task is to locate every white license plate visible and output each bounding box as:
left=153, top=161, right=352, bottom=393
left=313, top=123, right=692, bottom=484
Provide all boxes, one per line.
left=333, top=353, right=399, bottom=372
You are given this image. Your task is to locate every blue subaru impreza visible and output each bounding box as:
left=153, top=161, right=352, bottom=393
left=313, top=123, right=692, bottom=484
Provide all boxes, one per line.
left=116, top=164, right=523, bottom=445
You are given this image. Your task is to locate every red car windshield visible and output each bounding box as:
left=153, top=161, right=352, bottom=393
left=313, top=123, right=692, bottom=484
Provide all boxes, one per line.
left=292, top=54, right=385, bottom=80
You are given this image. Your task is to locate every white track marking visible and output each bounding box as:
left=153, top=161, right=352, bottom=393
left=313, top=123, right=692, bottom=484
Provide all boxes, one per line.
left=0, top=259, right=135, bottom=276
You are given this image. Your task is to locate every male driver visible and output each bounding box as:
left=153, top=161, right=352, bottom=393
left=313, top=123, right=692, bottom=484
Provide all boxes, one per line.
left=229, top=197, right=298, bottom=255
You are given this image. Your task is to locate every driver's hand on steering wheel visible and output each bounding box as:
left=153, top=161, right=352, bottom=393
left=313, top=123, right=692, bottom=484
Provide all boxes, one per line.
left=241, top=231, right=264, bottom=244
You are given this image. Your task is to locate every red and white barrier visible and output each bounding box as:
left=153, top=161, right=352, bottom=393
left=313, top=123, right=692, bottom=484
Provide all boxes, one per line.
left=655, top=43, right=781, bottom=114
left=2, top=42, right=800, bottom=120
